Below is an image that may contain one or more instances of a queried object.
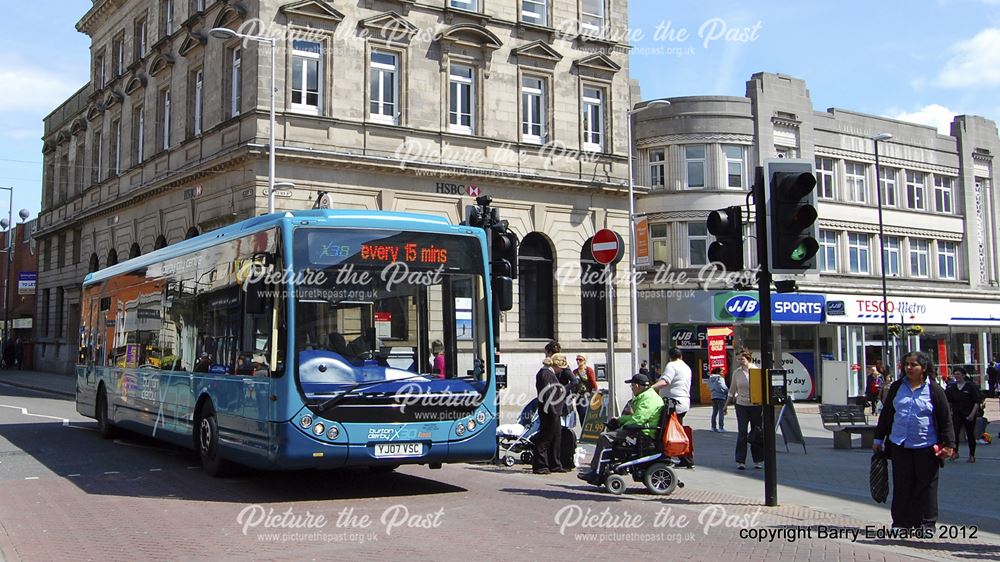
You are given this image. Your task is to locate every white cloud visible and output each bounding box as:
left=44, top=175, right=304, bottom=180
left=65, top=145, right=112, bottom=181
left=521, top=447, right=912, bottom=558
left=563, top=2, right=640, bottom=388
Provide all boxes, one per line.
left=936, top=28, right=1000, bottom=88
left=0, top=55, right=82, bottom=113
left=887, top=104, right=956, bottom=135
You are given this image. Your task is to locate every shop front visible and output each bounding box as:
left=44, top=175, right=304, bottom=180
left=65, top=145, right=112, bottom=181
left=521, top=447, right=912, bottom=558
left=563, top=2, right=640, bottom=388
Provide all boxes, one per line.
left=824, top=293, right=1000, bottom=389
left=640, top=290, right=825, bottom=403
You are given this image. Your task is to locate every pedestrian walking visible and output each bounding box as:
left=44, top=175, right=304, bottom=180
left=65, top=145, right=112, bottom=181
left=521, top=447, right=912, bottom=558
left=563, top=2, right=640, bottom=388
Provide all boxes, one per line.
left=573, top=353, right=598, bottom=432
left=987, top=356, right=999, bottom=395
left=873, top=351, right=955, bottom=534
left=708, top=367, right=728, bottom=432
left=14, top=338, right=23, bottom=370
left=945, top=366, right=982, bottom=463
left=651, top=347, right=693, bottom=468
left=866, top=366, right=883, bottom=415
left=724, top=350, right=763, bottom=470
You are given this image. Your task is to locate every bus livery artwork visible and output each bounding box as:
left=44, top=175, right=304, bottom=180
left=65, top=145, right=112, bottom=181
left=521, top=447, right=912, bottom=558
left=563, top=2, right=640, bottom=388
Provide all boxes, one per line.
left=75, top=210, right=498, bottom=476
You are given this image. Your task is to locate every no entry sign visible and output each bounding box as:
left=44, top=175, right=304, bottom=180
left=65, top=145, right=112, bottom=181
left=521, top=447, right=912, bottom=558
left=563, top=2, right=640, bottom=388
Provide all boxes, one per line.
left=591, top=229, right=624, bottom=265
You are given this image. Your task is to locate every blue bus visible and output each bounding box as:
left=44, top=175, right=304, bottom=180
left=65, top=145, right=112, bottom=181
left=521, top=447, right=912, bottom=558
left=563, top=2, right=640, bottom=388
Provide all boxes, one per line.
left=76, top=210, right=500, bottom=476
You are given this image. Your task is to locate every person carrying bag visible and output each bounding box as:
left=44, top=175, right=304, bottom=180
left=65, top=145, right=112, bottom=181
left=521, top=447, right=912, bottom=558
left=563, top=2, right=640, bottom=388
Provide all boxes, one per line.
left=873, top=351, right=955, bottom=534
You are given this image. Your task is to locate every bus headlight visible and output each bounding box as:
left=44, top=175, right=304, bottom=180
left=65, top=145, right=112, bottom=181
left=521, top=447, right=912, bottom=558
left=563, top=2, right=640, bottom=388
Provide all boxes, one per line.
left=455, top=424, right=466, bottom=436
left=466, top=420, right=476, bottom=432
left=313, top=423, right=326, bottom=436
left=476, top=411, right=487, bottom=424
left=327, top=426, right=339, bottom=440
left=300, top=415, right=314, bottom=429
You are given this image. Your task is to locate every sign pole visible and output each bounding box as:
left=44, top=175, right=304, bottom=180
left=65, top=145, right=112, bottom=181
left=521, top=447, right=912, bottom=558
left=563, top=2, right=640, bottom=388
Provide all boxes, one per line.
left=605, top=263, right=618, bottom=417
left=591, top=229, right=624, bottom=417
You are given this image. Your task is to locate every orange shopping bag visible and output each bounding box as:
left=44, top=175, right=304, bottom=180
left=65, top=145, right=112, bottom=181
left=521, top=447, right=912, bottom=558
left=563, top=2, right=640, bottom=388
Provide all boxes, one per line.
left=662, top=412, right=691, bottom=457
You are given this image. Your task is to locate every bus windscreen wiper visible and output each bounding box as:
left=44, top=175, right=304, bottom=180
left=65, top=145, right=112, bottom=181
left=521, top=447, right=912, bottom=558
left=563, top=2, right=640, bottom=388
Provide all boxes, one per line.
left=315, top=373, right=433, bottom=415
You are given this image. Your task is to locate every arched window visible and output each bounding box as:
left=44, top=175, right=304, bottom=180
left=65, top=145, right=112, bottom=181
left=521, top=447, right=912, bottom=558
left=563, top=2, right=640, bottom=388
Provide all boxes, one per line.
left=129, top=242, right=141, bottom=259
left=517, top=233, right=554, bottom=340
left=154, top=234, right=168, bottom=249
left=581, top=239, right=616, bottom=340
left=107, top=249, right=118, bottom=267
left=185, top=226, right=199, bottom=240
left=88, top=253, right=99, bottom=273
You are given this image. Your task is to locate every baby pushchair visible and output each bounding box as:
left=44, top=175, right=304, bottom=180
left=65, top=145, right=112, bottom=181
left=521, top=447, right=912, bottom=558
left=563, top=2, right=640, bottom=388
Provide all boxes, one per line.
left=496, top=399, right=578, bottom=468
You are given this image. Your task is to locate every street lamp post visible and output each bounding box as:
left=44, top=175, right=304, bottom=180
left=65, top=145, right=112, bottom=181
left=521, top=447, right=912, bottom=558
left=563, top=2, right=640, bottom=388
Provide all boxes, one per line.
left=0, top=185, right=28, bottom=347
left=872, top=132, right=893, bottom=376
left=626, top=99, right=670, bottom=377
left=210, top=27, right=277, bottom=214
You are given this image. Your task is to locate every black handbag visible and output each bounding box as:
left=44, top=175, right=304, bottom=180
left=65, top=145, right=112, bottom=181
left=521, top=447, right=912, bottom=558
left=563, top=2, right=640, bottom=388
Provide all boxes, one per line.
left=748, top=424, right=764, bottom=446
left=870, top=450, right=890, bottom=503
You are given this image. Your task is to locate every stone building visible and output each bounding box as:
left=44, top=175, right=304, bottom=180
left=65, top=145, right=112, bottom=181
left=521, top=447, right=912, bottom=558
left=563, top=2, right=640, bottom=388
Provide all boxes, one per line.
left=633, top=72, right=1000, bottom=402
left=38, top=0, right=638, bottom=387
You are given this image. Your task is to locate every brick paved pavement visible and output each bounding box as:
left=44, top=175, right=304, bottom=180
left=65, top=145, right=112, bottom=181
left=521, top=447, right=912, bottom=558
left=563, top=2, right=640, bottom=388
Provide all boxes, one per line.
left=1, top=370, right=999, bottom=561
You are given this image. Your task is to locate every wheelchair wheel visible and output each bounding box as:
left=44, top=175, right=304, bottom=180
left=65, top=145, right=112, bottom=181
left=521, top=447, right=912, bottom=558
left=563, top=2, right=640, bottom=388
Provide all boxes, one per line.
left=605, top=474, right=627, bottom=495
left=643, top=463, right=678, bottom=495
left=503, top=455, right=516, bottom=467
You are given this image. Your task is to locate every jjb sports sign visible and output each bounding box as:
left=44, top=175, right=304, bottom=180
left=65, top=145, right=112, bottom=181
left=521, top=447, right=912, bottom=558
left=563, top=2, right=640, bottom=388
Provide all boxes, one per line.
left=712, top=291, right=825, bottom=324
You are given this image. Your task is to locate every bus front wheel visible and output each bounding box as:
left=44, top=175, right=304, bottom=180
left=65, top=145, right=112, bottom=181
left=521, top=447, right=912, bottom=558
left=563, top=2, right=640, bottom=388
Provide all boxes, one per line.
left=198, top=403, right=229, bottom=477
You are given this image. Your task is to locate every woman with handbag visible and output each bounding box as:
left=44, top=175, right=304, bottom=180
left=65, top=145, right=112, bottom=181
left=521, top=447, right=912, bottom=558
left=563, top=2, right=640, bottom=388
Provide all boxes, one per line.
left=873, top=351, right=956, bottom=534
left=723, top=350, right=763, bottom=470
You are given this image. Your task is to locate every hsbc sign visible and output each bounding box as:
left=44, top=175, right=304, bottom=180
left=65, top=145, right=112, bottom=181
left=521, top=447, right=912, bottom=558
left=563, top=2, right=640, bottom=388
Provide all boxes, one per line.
left=435, top=182, right=483, bottom=197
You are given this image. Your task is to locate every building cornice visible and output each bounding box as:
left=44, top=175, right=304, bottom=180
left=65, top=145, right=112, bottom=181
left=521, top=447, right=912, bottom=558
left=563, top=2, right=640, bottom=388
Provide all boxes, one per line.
left=637, top=133, right=754, bottom=148
left=817, top=219, right=964, bottom=241
left=815, top=147, right=960, bottom=175
left=77, top=0, right=128, bottom=36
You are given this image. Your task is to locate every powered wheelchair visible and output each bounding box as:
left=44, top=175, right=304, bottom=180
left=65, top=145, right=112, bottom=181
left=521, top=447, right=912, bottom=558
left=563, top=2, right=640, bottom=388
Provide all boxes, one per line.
left=583, top=400, right=686, bottom=495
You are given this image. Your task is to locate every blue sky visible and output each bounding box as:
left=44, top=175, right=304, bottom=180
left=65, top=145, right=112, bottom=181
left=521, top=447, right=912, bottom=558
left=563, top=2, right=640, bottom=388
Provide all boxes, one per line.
left=1, top=0, right=998, bottom=220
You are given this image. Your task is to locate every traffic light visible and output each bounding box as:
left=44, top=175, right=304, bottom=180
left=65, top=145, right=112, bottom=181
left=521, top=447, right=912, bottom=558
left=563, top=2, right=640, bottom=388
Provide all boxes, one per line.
left=707, top=206, right=744, bottom=270
left=764, top=159, right=819, bottom=273
left=491, top=224, right=519, bottom=280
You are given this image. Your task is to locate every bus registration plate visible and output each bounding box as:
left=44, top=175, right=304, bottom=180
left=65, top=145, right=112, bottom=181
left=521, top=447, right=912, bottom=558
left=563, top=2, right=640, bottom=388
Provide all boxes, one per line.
left=374, top=443, right=423, bottom=458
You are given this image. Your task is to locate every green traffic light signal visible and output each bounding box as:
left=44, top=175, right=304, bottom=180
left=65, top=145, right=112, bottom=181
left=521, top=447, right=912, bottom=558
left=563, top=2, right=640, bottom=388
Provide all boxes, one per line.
left=765, top=160, right=819, bottom=273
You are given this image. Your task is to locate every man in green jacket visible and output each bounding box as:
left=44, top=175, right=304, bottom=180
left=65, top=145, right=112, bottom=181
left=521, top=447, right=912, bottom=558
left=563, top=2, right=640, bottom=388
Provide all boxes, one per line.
left=578, top=374, right=664, bottom=482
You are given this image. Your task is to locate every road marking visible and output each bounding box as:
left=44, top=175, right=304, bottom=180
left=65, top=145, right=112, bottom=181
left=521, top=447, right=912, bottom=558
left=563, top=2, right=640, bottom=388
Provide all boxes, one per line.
left=0, top=403, right=70, bottom=426
left=67, top=474, right=81, bottom=477
left=103, top=471, right=120, bottom=475
left=149, top=468, right=162, bottom=472
left=24, top=477, right=39, bottom=480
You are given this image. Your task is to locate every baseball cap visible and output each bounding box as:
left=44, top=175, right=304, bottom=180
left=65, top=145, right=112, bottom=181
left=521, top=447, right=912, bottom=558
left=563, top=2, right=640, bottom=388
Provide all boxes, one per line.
left=624, top=374, right=650, bottom=385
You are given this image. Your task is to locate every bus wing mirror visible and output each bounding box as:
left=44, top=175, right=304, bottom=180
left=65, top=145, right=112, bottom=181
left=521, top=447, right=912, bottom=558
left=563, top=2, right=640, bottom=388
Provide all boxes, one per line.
left=493, top=276, right=513, bottom=312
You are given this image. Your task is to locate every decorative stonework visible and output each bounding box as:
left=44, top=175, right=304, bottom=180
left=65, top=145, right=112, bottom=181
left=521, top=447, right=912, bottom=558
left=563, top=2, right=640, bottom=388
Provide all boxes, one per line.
left=574, top=53, right=621, bottom=73
left=818, top=219, right=964, bottom=241
left=178, top=30, right=208, bottom=57
left=512, top=40, right=563, bottom=63
left=358, top=11, right=417, bottom=42
left=975, top=179, right=988, bottom=285
left=434, top=24, right=503, bottom=50
left=637, top=133, right=754, bottom=148
left=148, top=53, right=175, bottom=77
left=124, top=73, right=147, bottom=95
left=279, top=0, right=345, bottom=23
